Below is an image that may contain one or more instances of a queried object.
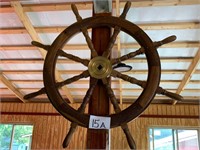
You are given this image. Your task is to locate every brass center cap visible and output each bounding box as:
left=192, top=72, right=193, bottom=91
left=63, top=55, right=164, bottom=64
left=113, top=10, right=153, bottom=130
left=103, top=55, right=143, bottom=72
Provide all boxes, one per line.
left=88, top=56, right=112, bottom=79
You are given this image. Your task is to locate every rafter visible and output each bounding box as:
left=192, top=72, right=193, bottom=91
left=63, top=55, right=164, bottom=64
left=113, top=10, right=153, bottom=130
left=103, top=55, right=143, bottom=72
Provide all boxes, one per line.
left=0, top=41, right=199, bottom=52
left=122, top=41, right=200, bottom=49
left=0, top=44, right=88, bottom=50
left=1, top=0, right=200, bottom=13
left=4, top=69, right=200, bottom=75
left=0, top=57, right=194, bottom=64
left=3, top=79, right=199, bottom=85
left=0, top=22, right=199, bottom=34
left=174, top=46, right=200, bottom=104
left=1, top=87, right=199, bottom=93
left=0, top=72, right=27, bottom=102
left=10, top=1, right=74, bottom=103
left=121, top=0, right=200, bottom=7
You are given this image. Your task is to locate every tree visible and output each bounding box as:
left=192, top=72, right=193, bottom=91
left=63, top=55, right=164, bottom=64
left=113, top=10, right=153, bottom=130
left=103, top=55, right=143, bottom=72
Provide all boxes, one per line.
left=0, top=124, right=33, bottom=150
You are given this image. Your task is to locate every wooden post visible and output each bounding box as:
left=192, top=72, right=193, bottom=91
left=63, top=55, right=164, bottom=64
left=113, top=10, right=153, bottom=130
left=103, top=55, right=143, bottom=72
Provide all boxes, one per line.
left=86, top=2, right=112, bottom=148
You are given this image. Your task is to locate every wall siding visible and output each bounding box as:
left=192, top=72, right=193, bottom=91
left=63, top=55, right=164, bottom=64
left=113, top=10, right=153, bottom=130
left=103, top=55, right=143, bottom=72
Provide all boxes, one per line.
left=0, top=103, right=199, bottom=149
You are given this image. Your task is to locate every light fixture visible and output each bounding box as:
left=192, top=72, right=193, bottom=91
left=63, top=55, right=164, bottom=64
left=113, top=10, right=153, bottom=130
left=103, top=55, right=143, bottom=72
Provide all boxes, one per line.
left=113, top=63, right=132, bottom=72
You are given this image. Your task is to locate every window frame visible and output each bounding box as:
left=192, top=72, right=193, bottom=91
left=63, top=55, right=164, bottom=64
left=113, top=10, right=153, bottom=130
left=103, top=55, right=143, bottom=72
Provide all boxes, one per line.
left=148, top=126, right=200, bottom=150
left=0, top=123, right=34, bottom=150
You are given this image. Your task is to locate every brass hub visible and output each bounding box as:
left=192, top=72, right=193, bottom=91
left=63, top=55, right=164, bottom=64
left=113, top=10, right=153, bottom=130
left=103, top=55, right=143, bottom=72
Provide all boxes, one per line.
left=88, top=56, right=112, bottom=79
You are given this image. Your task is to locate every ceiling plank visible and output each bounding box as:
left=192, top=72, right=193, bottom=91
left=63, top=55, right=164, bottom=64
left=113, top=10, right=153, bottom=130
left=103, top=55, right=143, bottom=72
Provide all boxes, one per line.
left=121, top=0, right=200, bottom=7
left=0, top=22, right=199, bottom=34
left=23, top=2, right=92, bottom=12
left=2, top=0, right=200, bottom=13
left=138, top=22, right=200, bottom=30
left=174, top=47, right=200, bottom=104
left=10, top=1, right=74, bottom=103
left=25, top=0, right=198, bottom=12
left=0, top=44, right=88, bottom=50
left=4, top=69, right=199, bottom=75
left=1, top=87, right=199, bottom=93
left=122, top=41, right=200, bottom=48
left=0, top=5, right=14, bottom=13
left=3, top=79, right=198, bottom=85
left=0, top=41, right=199, bottom=51
left=0, top=57, right=194, bottom=64
left=0, top=72, right=27, bottom=103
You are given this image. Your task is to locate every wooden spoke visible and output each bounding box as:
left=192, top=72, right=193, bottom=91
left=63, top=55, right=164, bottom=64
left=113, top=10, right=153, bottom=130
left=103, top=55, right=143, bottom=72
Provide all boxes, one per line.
left=156, top=86, right=183, bottom=101
left=71, top=4, right=97, bottom=58
left=154, top=35, right=176, bottom=47
left=111, top=35, right=176, bottom=65
left=57, top=70, right=90, bottom=88
left=102, top=26, right=121, bottom=58
left=63, top=79, right=98, bottom=148
left=119, top=1, right=131, bottom=19
left=80, top=28, right=98, bottom=58
left=32, top=41, right=89, bottom=66
left=58, top=50, right=89, bottom=66
left=102, top=78, right=136, bottom=149
left=111, top=70, right=145, bottom=88
left=111, top=47, right=145, bottom=65
left=24, top=70, right=90, bottom=99
left=31, top=41, right=50, bottom=50
left=111, top=70, right=183, bottom=101
left=24, top=88, right=45, bottom=99
left=102, top=2, right=131, bottom=58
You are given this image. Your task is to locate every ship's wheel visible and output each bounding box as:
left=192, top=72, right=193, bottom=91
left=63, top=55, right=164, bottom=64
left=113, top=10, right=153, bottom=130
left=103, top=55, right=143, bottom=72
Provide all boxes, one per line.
left=24, top=1, right=183, bottom=149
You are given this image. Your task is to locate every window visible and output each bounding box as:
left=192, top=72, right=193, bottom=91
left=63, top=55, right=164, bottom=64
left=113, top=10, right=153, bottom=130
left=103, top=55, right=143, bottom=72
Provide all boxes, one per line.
left=0, top=124, right=33, bottom=150
left=149, top=127, right=200, bottom=150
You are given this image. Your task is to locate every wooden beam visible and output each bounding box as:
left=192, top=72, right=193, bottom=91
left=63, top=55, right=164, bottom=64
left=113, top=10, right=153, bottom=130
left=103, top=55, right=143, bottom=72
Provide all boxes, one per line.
left=121, top=0, right=200, bottom=7
left=138, top=22, right=200, bottom=30
left=0, top=44, right=88, bottom=50
left=0, top=41, right=199, bottom=51
left=23, top=2, right=92, bottom=12
left=3, top=69, right=200, bottom=75
left=5, top=79, right=199, bottom=85
left=122, top=41, right=200, bottom=49
left=1, top=0, right=200, bottom=13
left=0, top=5, right=14, bottom=13
left=1, top=22, right=199, bottom=34
left=0, top=57, right=194, bottom=64
left=0, top=93, right=199, bottom=102
left=1, top=87, right=199, bottom=94
left=0, top=72, right=27, bottom=102
left=174, top=46, right=200, bottom=104
left=11, top=1, right=74, bottom=103
left=3, top=69, right=196, bottom=75
left=0, top=45, right=36, bottom=50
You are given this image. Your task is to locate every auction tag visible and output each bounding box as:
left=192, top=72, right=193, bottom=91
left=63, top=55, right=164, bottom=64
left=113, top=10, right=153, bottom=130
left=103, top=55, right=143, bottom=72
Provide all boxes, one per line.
left=89, top=115, right=111, bottom=129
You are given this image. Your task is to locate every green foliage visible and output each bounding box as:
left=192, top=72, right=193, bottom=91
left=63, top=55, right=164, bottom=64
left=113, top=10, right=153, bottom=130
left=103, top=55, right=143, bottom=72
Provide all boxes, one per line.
left=13, top=125, right=33, bottom=145
left=0, top=124, right=12, bottom=149
left=0, top=124, right=33, bottom=150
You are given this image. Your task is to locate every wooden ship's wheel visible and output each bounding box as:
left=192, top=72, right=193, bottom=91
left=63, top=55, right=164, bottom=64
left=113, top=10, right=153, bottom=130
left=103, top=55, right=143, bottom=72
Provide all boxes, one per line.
left=24, top=1, right=183, bottom=149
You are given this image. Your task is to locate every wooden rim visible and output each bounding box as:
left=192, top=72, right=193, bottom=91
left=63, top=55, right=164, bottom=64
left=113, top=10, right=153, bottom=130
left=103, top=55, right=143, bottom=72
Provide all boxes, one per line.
left=43, top=16, right=161, bottom=128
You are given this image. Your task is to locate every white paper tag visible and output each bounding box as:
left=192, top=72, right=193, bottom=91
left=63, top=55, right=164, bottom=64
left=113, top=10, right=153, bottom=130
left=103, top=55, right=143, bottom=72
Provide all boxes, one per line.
left=89, top=115, right=111, bottom=129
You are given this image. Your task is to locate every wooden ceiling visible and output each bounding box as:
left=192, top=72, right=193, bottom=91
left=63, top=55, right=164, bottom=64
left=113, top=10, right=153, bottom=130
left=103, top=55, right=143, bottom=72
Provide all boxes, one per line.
left=0, top=0, right=200, bottom=105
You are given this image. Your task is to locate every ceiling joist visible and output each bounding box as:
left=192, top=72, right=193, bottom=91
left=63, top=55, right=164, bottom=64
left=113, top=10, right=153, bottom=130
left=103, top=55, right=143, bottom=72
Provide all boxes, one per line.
left=0, top=72, right=27, bottom=103
left=174, top=47, right=200, bottom=104
left=3, top=69, right=200, bottom=75
left=0, top=57, right=194, bottom=64
left=1, top=0, right=200, bottom=13
left=0, top=21, right=199, bottom=34
left=4, top=79, right=199, bottom=85
left=0, top=41, right=199, bottom=52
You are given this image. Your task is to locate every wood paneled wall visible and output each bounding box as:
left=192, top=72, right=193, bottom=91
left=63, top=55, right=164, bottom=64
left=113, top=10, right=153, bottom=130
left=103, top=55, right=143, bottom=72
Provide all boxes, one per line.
left=0, top=103, right=199, bottom=149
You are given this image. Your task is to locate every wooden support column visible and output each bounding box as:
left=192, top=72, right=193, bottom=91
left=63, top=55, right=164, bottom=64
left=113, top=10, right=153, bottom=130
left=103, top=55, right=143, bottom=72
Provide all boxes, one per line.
left=86, top=12, right=111, bottom=149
